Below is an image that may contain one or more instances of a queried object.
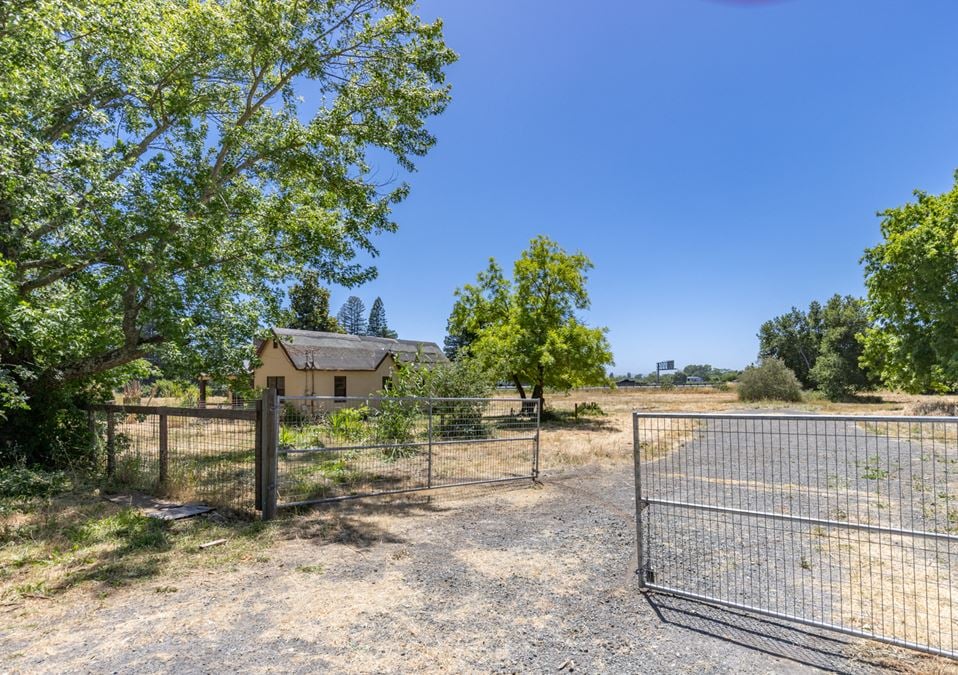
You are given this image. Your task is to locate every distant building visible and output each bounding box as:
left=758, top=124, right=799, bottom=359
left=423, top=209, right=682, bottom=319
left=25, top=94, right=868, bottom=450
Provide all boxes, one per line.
left=253, top=328, right=446, bottom=398
left=616, top=378, right=639, bottom=387
left=686, top=376, right=705, bottom=384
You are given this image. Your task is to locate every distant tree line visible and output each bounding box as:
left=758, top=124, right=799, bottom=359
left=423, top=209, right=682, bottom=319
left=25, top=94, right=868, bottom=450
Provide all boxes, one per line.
left=612, top=365, right=740, bottom=385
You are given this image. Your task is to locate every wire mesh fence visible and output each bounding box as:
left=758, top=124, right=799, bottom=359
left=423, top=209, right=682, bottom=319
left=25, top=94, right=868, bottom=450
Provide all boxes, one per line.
left=633, top=412, right=958, bottom=660
left=276, top=396, right=540, bottom=506
left=90, top=404, right=260, bottom=514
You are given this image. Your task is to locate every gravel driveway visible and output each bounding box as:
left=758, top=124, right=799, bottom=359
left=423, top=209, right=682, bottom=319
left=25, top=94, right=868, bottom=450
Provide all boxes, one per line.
left=0, top=464, right=944, bottom=673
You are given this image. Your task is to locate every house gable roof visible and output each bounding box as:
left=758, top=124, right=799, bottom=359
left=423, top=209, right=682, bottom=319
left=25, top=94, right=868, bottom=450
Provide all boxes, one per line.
left=262, top=328, right=447, bottom=371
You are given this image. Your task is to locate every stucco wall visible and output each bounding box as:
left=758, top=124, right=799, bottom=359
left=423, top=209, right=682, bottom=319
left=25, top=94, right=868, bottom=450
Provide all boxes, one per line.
left=253, top=340, right=395, bottom=398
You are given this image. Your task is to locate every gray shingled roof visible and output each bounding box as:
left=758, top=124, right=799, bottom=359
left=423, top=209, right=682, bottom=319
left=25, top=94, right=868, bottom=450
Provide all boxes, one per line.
left=268, top=328, right=447, bottom=371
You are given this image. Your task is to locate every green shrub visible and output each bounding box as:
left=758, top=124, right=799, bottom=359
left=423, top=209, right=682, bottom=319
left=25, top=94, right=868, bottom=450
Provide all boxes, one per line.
left=329, top=406, right=368, bottom=442
left=152, top=379, right=185, bottom=398
left=738, top=358, right=803, bottom=402
left=178, top=385, right=199, bottom=407
left=0, top=466, right=71, bottom=499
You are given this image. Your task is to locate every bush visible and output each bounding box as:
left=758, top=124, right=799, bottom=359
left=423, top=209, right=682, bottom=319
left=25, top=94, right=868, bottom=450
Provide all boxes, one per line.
left=0, top=465, right=71, bottom=499
left=152, top=379, right=185, bottom=398
left=329, top=406, right=368, bottom=442
left=178, top=385, right=199, bottom=407
left=738, top=358, right=803, bottom=402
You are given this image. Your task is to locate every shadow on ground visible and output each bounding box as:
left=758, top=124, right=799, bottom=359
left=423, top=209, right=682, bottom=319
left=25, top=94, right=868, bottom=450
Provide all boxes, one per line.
left=645, top=594, right=894, bottom=673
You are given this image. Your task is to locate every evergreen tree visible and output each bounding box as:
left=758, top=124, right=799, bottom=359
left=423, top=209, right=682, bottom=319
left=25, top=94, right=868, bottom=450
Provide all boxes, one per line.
left=287, top=273, right=342, bottom=333
left=337, top=296, right=367, bottom=335
left=367, top=297, right=397, bottom=338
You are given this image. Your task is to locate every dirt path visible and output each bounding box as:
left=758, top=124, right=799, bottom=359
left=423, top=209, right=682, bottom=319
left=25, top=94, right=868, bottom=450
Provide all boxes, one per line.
left=0, top=466, right=942, bottom=673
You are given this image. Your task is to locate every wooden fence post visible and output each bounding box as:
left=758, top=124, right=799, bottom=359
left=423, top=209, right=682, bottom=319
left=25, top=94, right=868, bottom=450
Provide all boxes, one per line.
left=158, top=412, right=168, bottom=488
left=254, top=398, right=263, bottom=511
left=260, top=388, right=278, bottom=520
left=106, top=411, right=116, bottom=478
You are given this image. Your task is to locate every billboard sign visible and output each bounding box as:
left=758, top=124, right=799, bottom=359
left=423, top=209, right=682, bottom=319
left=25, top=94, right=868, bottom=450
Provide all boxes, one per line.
left=656, top=360, right=675, bottom=371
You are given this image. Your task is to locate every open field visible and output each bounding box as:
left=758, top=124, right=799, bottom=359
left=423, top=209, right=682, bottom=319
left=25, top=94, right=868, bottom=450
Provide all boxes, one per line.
left=4, top=386, right=958, bottom=672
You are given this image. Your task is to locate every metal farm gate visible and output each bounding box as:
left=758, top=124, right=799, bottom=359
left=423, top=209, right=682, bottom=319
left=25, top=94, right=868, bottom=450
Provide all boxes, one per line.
left=633, top=412, right=958, bottom=659
left=259, top=393, right=540, bottom=515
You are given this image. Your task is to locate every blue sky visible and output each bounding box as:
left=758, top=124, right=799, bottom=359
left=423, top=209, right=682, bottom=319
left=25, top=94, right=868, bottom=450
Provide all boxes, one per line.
left=323, top=0, right=958, bottom=375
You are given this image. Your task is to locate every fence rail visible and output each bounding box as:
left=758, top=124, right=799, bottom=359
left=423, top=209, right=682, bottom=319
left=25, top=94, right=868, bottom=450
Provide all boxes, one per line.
left=89, top=402, right=260, bottom=514
left=88, top=392, right=540, bottom=518
left=274, top=394, right=540, bottom=508
left=633, top=412, right=958, bottom=660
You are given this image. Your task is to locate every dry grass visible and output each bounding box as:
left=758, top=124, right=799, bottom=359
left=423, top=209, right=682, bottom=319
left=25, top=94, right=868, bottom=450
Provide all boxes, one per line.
left=536, top=386, right=958, bottom=472
left=0, top=488, right=273, bottom=602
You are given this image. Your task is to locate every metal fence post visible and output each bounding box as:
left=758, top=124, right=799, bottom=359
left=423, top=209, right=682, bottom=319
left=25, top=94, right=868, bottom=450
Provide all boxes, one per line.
left=106, top=411, right=116, bottom=478
left=633, top=412, right=646, bottom=589
left=427, top=399, right=433, bottom=489
left=158, top=412, right=169, bottom=488
left=261, top=388, right=279, bottom=520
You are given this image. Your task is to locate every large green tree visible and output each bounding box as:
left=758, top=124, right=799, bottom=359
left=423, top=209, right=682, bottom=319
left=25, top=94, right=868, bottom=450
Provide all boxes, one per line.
left=809, top=295, right=872, bottom=399
left=861, top=175, right=958, bottom=393
left=758, top=295, right=871, bottom=399
left=447, top=236, right=613, bottom=407
left=286, top=273, right=342, bottom=333
left=0, top=0, right=455, bottom=454
left=757, top=303, right=823, bottom=388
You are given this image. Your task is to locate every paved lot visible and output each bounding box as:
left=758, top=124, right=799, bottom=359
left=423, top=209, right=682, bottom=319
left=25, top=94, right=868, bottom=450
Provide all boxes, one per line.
left=0, top=466, right=944, bottom=673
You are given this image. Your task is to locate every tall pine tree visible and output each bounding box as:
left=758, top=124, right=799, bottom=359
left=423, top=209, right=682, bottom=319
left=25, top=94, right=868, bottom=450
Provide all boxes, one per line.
left=367, top=297, right=397, bottom=338
left=337, top=296, right=367, bottom=335
left=287, top=273, right=342, bottom=333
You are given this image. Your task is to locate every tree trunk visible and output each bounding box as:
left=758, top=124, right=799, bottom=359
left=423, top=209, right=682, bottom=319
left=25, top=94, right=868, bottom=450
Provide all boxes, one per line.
left=512, top=375, right=526, bottom=398
left=531, top=383, right=544, bottom=412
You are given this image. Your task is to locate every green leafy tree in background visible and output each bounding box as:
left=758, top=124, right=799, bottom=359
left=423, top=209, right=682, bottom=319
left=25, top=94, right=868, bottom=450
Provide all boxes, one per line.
left=0, top=0, right=455, bottom=462
left=447, top=236, right=614, bottom=407
left=861, top=175, right=958, bottom=393
left=366, top=297, right=397, bottom=338
left=337, top=296, right=367, bottom=335
left=758, top=295, right=871, bottom=400
left=809, top=296, right=872, bottom=399
left=757, top=303, right=823, bottom=388
left=287, top=273, right=342, bottom=333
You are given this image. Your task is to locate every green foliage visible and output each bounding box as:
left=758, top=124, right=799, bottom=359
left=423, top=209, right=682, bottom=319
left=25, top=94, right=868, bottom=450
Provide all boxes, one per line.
left=329, top=406, right=369, bottom=443
left=758, top=304, right=823, bottom=387
left=178, top=385, right=200, bottom=408
left=336, top=296, right=368, bottom=335
left=808, top=296, right=871, bottom=400
left=861, top=174, right=958, bottom=393
left=151, top=379, right=186, bottom=398
left=737, top=358, right=803, bottom=402
left=366, top=297, right=397, bottom=338
left=447, top=236, right=613, bottom=405
left=0, top=0, right=456, bottom=461
left=0, top=466, right=71, bottom=500
left=286, top=273, right=342, bottom=333
left=759, top=295, right=872, bottom=399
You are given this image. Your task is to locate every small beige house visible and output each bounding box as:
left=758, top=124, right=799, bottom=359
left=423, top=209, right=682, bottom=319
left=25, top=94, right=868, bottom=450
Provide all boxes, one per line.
left=253, top=328, right=447, bottom=398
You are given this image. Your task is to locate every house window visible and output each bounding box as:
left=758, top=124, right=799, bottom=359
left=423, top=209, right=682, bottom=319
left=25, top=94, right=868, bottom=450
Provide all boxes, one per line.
left=266, top=376, right=285, bottom=396
left=382, top=376, right=390, bottom=391
left=334, top=376, right=347, bottom=400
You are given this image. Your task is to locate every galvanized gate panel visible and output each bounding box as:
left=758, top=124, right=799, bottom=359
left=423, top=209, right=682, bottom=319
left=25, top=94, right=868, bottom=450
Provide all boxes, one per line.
left=633, top=412, right=958, bottom=659
left=275, top=396, right=540, bottom=506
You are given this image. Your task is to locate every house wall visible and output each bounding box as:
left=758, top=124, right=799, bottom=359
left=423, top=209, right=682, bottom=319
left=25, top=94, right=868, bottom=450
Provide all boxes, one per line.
left=253, top=341, right=396, bottom=398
